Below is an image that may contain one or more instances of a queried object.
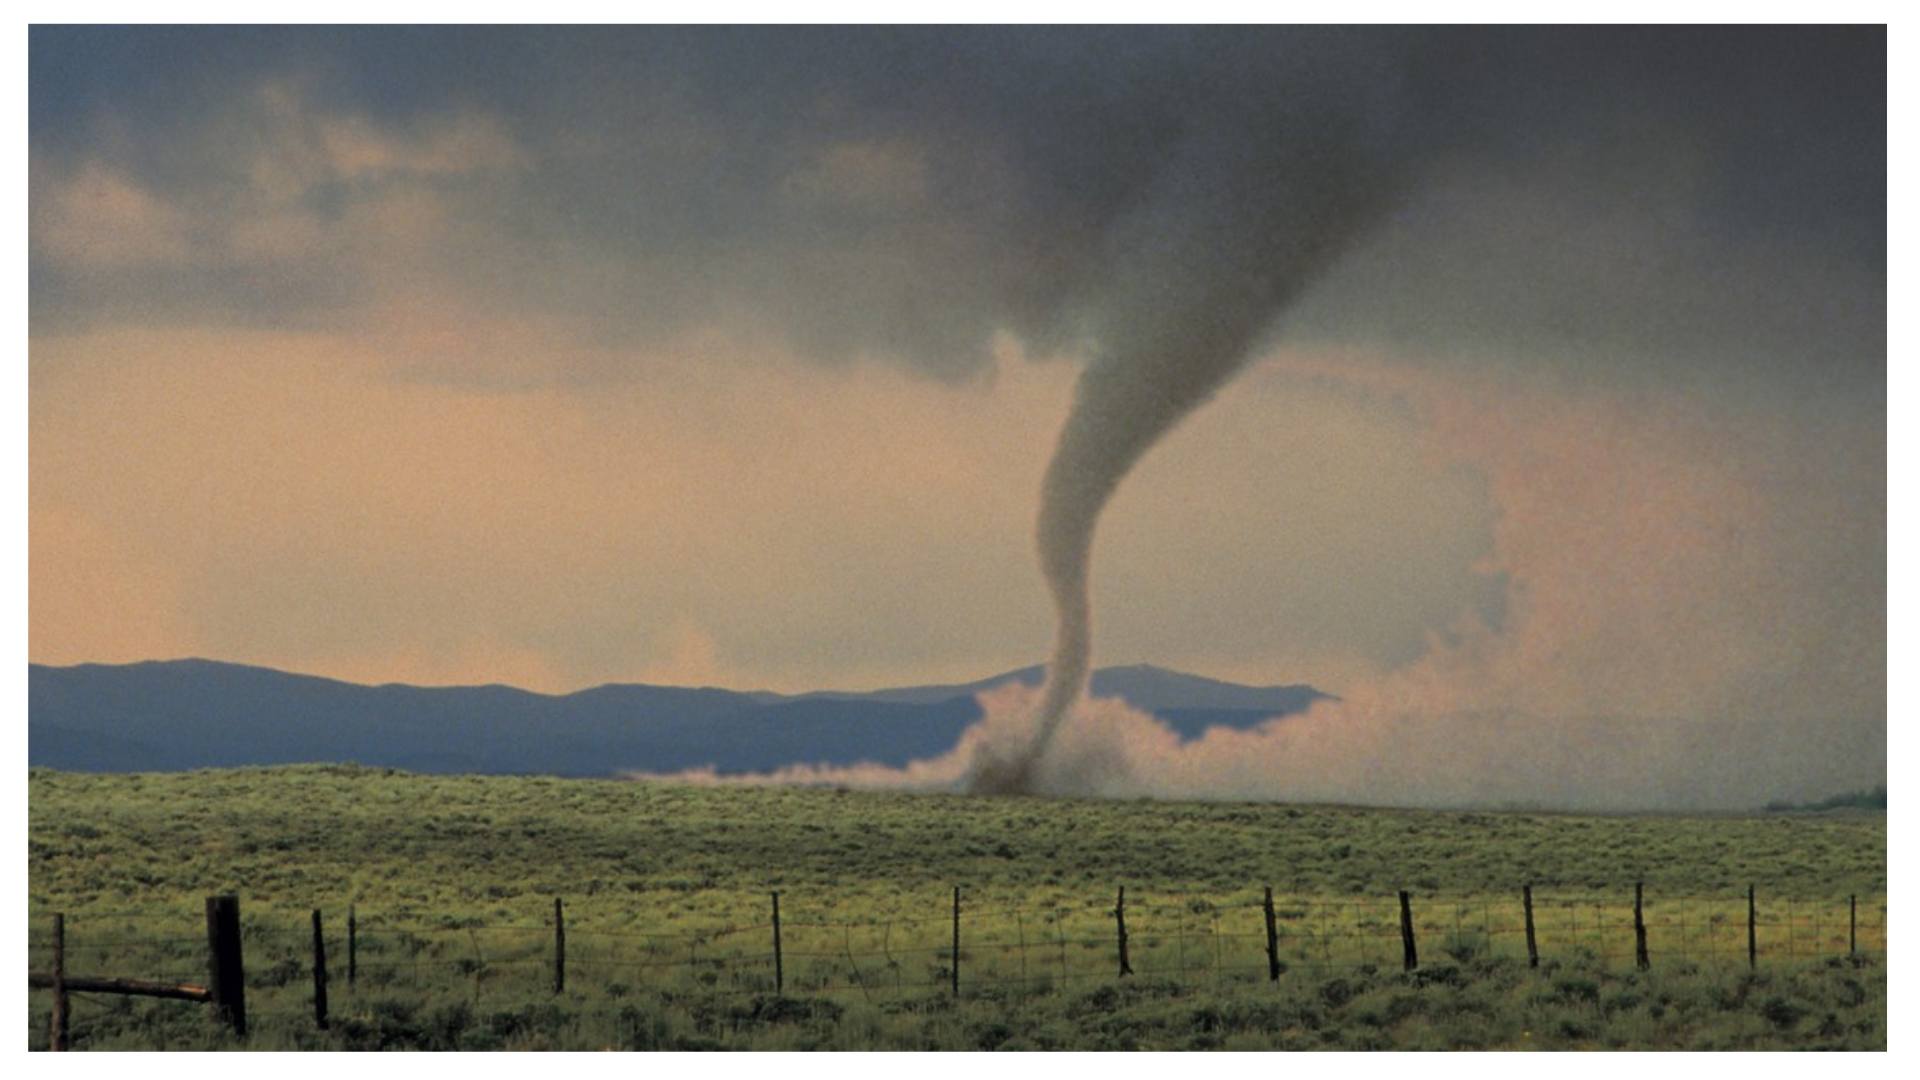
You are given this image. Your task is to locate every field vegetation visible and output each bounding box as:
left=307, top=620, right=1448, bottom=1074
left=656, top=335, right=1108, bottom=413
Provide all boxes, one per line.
left=27, top=766, right=1886, bottom=1050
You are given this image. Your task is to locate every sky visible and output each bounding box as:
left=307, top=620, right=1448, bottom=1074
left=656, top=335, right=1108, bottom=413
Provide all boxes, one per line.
left=26, top=24, right=1888, bottom=808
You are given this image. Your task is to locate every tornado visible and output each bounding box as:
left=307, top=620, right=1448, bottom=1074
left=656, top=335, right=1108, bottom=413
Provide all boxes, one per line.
left=968, top=77, right=1407, bottom=795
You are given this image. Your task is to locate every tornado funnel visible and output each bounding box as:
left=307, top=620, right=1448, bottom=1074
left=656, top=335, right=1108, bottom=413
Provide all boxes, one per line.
left=968, top=81, right=1406, bottom=794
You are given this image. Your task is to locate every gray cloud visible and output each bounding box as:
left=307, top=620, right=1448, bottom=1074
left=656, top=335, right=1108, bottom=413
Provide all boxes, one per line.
left=33, top=27, right=1885, bottom=393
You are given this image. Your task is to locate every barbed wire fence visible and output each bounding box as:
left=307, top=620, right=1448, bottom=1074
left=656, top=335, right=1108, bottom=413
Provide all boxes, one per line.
left=27, top=884, right=1887, bottom=1048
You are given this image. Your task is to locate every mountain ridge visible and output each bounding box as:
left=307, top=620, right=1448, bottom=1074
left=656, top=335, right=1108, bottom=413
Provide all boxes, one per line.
left=28, top=658, right=1333, bottom=777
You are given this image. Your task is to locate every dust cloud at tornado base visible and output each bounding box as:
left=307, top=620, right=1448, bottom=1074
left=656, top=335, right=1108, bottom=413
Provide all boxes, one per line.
left=634, top=353, right=1879, bottom=811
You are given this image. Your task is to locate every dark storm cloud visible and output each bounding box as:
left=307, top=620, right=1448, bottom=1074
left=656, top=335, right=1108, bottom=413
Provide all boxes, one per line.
left=32, top=26, right=1884, bottom=391
left=30, top=27, right=1881, bottom=388
left=1290, top=26, right=1886, bottom=406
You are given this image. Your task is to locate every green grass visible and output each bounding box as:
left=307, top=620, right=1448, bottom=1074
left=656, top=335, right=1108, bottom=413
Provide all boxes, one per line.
left=26, top=766, right=1886, bottom=1050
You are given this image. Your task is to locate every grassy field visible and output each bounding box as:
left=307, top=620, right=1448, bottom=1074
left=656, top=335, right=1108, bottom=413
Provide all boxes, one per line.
left=26, top=766, right=1886, bottom=1050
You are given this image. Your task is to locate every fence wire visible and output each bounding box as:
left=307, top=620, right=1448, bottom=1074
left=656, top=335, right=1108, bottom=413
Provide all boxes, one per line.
left=27, top=887, right=1888, bottom=1046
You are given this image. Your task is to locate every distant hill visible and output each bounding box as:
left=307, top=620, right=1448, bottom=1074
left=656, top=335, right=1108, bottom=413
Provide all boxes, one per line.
left=1764, top=786, right=1887, bottom=813
left=820, top=662, right=1328, bottom=715
left=27, top=659, right=1332, bottom=777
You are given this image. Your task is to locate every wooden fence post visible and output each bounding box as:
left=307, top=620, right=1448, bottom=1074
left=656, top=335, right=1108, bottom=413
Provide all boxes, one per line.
left=348, top=904, right=357, bottom=986
left=1015, top=907, right=1027, bottom=989
left=1849, top=894, right=1857, bottom=957
left=553, top=898, right=566, bottom=995
left=1262, top=887, right=1281, bottom=981
left=771, top=891, right=783, bottom=994
left=311, top=909, right=330, bottom=1030
left=1114, top=887, right=1134, bottom=977
left=1398, top=890, right=1418, bottom=971
left=205, top=894, right=246, bottom=1039
left=49, top=913, right=68, bottom=1052
left=951, top=886, right=961, bottom=999
left=1747, top=886, right=1758, bottom=970
left=1633, top=883, right=1650, bottom=971
left=1523, top=884, right=1539, bottom=969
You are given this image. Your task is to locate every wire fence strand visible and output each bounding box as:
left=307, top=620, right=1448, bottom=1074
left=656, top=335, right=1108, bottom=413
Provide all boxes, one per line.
left=29, top=884, right=1887, bottom=1041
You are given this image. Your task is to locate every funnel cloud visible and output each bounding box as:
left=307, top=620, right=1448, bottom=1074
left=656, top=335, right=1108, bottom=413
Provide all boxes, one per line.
left=968, top=60, right=1408, bottom=791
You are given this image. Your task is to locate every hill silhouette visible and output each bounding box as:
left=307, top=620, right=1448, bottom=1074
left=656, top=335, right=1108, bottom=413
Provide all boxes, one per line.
left=28, top=659, right=1331, bottom=777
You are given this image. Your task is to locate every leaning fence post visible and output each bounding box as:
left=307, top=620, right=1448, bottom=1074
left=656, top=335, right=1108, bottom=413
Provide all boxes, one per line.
left=1114, top=887, right=1134, bottom=977
left=771, top=891, right=784, bottom=994
left=1263, top=887, right=1281, bottom=981
left=1398, top=891, right=1418, bottom=971
left=951, top=886, right=962, bottom=999
left=1633, top=883, right=1650, bottom=971
left=1523, top=884, right=1539, bottom=969
left=311, top=909, right=330, bottom=1030
left=1746, top=886, right=1758, bottom=970
left=206, top=894, right=247, bottom=1039
left=49, top=913, right=69, bottom=1052
left=552, top=898, right=566, bottom=995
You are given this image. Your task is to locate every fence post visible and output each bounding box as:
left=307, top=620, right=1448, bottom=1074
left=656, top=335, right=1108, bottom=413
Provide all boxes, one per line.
left=1398, top=891, right=1418, bottom=972
left=771, top=891, right=783, bottom=994
left=311, top=909, right=330, bottom=1030
left=951, top=886, right=961, bottom=999
left=1263, top=887, right=1281, bottom=981
left=1746, top=886, right=1758, bottom=970
left=1114, top=887, right=1134, bottom=977
left=1015, top=907, right=1027, bottom=990
left=1633, top=883, right=1650, bottom=971
left=348, top=904, right=358, bottom=986
left=1523, top=884, right=1539, bottom=969
left=205, top=894, right=246, bottom=1039
left=551, top=898, right=565, bottom=995
left=49, top=913, right=69, bottom=1052
left=1849, top=894, right=1857, bottom=957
